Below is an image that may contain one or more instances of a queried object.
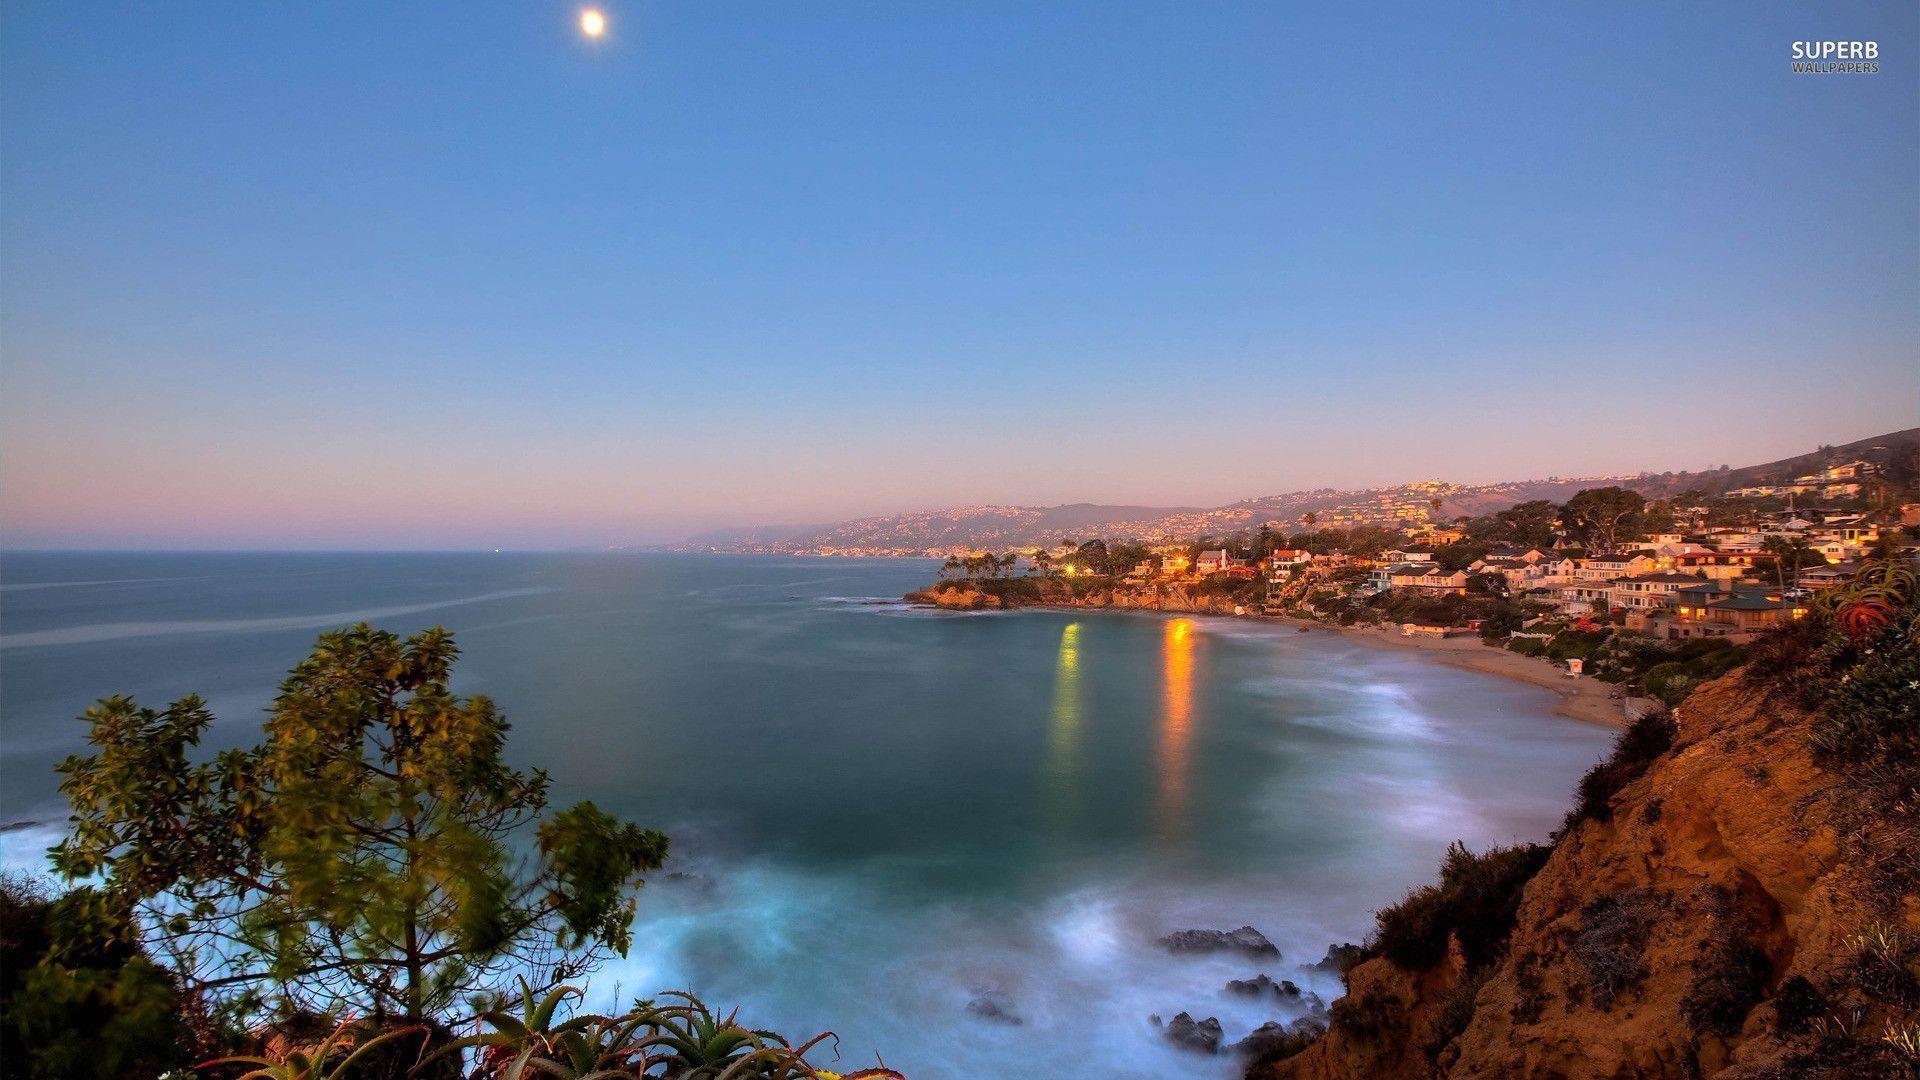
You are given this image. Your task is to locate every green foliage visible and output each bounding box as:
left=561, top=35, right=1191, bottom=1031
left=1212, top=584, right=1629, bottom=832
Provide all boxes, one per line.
left=1370, top=841, right=1551, bottom=973
left=428, top=979, right=905, bottom=1079
left=1752, top=559, right=1920, bottom=764
left=1544, top=628, right=1611, bottom=664
left=1561, top=487, right=1646, bottom=552
left=51, top=625, right=668, bottom=1024
left=1563, top=709, right=1677, bottom=829
left=0, top=875, right=200, bottom=1080
left=1639, top=641, right=1747, bottom=706
left=1485, top=500, right=1559, bottom=549
left=1432, top=542, right=1491, bottom=573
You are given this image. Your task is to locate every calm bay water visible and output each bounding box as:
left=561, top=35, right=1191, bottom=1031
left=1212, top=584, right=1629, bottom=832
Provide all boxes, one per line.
left=0, top=552, right=1611, bottom=1078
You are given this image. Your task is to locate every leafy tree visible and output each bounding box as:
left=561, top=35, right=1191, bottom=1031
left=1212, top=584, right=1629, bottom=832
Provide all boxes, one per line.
left=1489, top=500, right=1560, bottom=549
left=1074, top=539, right=1111, bottom=575
left=52, top=625, right=668, bottom=1026
left=1434, top=542, right=1491, bottom=573
left=1562, top=487, right=1646, bottom=553
left=1107, top=542, right=1152, bottom=573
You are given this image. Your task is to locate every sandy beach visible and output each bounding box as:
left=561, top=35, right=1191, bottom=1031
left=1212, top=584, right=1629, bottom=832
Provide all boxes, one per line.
left=1292, top=620, right=1628, bottom=728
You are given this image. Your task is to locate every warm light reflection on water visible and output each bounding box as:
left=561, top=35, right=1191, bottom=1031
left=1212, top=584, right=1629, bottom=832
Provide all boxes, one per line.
left=1044, top=622, right=1083, bottom=826
left=1157, top=617, right=1194, bottom=839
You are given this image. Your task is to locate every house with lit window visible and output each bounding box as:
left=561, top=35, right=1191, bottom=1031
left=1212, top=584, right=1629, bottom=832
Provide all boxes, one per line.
left=1650, top=582, right=1808, bottom=641
left=1575, top=553, right=1658, bottom=581
left=1194, top=549, right=1235, bottom=575
left=1262, top=549, right=1312, bottom=580
left=1385, top=565, right=1470, bottom=594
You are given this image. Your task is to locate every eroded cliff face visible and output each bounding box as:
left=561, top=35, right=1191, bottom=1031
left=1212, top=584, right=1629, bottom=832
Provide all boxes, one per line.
left=1258, top=674, right=1920, bottom=1080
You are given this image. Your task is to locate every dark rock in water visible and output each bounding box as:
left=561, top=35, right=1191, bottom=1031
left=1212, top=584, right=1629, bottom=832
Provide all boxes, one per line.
left=1225, top=974, right=1302, bottom=998
left=1305, top=992, right=1327, bottom=1015
left=1160, top=925, right=1280, bottom=957
left=1305, top=941, right=1366, bottom=974
left=965, top=991, right=1023, bottom=1026
left=1226, top=975, right=1276, bottom=997
left=1162, top=1012, right=1222, bottom=1054
left=1232, top=1017, right=1327, bottom=1058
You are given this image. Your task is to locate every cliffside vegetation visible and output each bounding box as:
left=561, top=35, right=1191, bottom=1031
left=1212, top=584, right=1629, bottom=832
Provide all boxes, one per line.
left=1250, top=557, right=1920, bottom=1079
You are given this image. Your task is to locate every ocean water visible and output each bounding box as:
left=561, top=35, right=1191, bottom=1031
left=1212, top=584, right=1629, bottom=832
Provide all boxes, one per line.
left=0, top=552, right=1612, bottom=1078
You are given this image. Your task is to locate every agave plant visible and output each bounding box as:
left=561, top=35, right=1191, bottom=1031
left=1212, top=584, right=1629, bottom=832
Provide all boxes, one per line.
left=629, top=990, right=833, bottom=1079
left=429, top=981, right=906, bottom=1080
left=200, top=1021, right=426, bottom=1080
left=423, top=978, right=642, bottom=1079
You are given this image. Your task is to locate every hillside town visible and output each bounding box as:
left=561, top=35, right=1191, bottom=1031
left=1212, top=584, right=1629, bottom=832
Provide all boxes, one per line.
left=919, top=458, right=1920, bottom=706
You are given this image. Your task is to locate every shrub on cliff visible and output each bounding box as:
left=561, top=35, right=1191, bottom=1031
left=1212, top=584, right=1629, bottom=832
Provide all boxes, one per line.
left=1562, top=707, right=1677, bottom=831
left=0, top=875, right=204, bottom=1079
left=1752, top=559, right=1920, bottom=765
left=1572, top=889, right=1660, bottom=1009
left=1370, top=841, right=1551, bottom=973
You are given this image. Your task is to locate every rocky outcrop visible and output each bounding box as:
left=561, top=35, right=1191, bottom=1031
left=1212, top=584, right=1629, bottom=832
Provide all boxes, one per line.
left=1228, top=974, right=1304, bottom=999
left=906, top=578, right=1257, bottom=617
left=1161, top=925, right=1282, bottom=957
left=1161, top=1012, right=1225, bottom=1054
left=965, top=989, right=1023, bottom=1025
left=1250, top=673, right=1920, bottom=1079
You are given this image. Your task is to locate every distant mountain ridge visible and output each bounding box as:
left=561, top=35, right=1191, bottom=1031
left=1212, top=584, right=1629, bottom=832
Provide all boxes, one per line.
left=680, top=428, right=1920, bottom=555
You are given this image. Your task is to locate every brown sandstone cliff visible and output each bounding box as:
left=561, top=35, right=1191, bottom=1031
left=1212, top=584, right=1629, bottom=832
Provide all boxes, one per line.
left=1255, top=673, right=1920, bottom=1080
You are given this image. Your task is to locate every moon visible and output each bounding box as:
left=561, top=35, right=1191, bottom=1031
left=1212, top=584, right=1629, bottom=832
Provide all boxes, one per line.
left=579, top=8, right=606, bottom=38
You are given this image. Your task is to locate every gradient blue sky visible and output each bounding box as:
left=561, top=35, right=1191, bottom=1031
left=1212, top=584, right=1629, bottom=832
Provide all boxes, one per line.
left=3, top=2, right=1916, bottom=548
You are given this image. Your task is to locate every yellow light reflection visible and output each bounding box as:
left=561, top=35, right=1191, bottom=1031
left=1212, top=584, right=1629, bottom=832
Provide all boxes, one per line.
left=1043, top=623, right=1083, bottom=826
left=1157, top=618, right=1194, bottom=839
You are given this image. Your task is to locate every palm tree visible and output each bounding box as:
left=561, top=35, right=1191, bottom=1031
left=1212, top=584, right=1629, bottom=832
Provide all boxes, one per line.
left=1302, top=512, right=1318, bottom=529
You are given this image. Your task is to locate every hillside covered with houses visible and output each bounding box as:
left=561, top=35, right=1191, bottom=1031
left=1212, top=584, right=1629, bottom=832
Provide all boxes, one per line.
left=693, top=429, right=1919, bottom=559
left=911, top=434, right=1920, bottom=710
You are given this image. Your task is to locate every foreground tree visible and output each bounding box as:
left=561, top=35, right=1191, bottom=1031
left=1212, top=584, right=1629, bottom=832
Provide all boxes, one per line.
left=52, top=624, right=668, bottom=1027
